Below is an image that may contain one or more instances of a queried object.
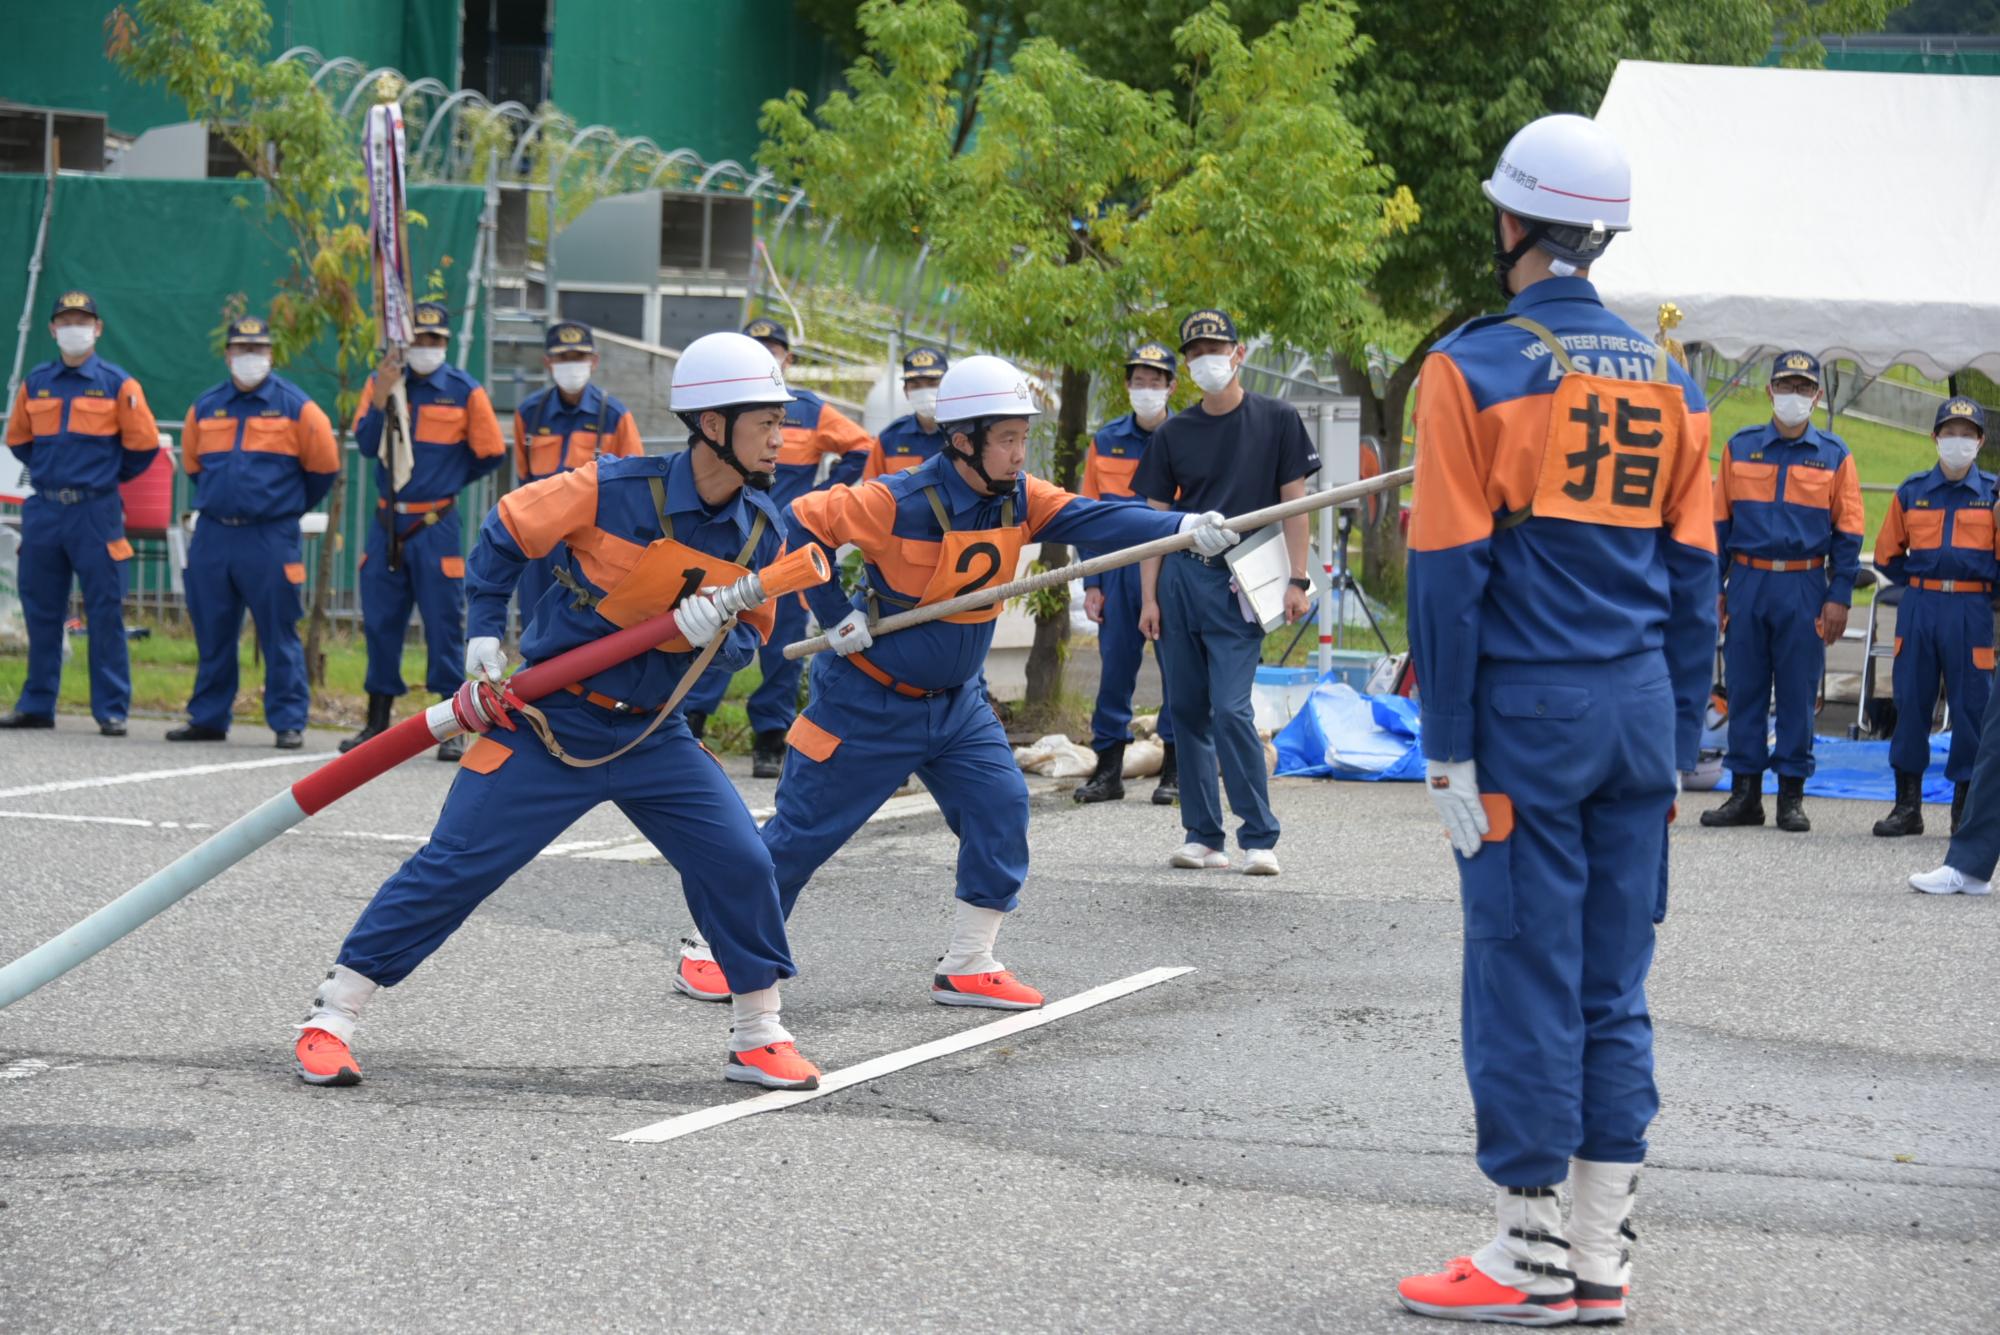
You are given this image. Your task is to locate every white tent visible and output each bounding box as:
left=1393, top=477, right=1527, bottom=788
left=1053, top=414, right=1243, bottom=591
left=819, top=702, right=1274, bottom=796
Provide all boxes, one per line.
left=1589, top=60, right=2000, bottom=381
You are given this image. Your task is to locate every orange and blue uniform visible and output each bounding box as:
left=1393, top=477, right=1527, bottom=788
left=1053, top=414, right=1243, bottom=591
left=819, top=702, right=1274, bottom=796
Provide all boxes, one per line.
left=765, top=452, right=1184, bottom=918
left=862, top=412, right=947, bottom=480
left=1873, top=465, right=2000, bottom=782
left=509, top=381, right=642, bottom=622
left=328, top=450, right=796, bottom=996
left=5, top=352, right=159, bottom=724
left=685, top=388, right=875, bottom=733
left=1713, top=420, right=1865, bottom=779
left=1079, top=412, right=1174, bottom=752
left=352, top=362, right=506, bottom=699
left=1407, top=276, right=1717, bottom=1187
left=179, top=373, right=338, bottom=735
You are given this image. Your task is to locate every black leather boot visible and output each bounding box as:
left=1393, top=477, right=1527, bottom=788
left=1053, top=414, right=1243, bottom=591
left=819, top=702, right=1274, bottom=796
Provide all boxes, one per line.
left=435, top=698, right=466, bottom=762
left=752, top=729, right=787, bottom=779
left=1775, top=775, right=1811, bottom=833
left=1151, top=741, right=1179, bottom=806
left=1699, top=771, right=1765, bottom=827
left=686, top=710, right=708, bottom=742
left=1073, top=743, right=1126, bottom=804
left=1872, top=770, right=1924, bottom=837
left=1953, top=781, right=1969, bottom=835
left=339, top=693, right=393, bottom=753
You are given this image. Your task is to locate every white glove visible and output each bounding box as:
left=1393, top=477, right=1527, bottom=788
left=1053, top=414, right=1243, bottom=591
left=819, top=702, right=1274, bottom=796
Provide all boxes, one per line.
left=675, top=593, right=727, bottom=649
left=1426, top=759, right=1489, bottom=859
left=464, top=636, right=507, bottom=684
left=1180, top=510, right=1241, bottom=558
left=827, top=608, right=874, bottom=657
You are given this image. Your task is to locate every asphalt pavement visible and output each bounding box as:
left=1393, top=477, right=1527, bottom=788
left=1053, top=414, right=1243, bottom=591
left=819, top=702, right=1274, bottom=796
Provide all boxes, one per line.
left=0, top=721, right=1994, bottom=1333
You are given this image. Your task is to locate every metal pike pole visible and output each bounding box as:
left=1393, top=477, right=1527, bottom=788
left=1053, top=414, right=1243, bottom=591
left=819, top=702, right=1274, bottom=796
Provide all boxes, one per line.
left=782, top=468, right=1415, bottom=660
left=0, top=547, right=831, bottom=1010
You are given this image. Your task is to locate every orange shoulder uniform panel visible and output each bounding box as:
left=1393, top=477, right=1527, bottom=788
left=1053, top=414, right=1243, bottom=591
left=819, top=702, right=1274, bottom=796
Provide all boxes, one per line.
left=465, top=386, right=506, bottom=459
left=496, top=463, right=601, bottom=559
left=789, top=478, right=902, bottom=554
left=1408, top=354, right=1498, bottom=553
left=117, top=377, right=159, bottom=452
left=1665, top=409, right=1718, bottom=553
left=1022, top=475, right=1081, bottom=535
left=297, top=400, right=339, bottom=473
left=1874, top=494, right=1908, bottom=565
left=607, top=410, right=643, bottom=457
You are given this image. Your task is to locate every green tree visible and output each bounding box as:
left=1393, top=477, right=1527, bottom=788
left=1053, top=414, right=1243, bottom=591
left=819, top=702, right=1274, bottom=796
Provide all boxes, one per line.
left=763, top=0, right=1413, bottom=706
left=109, top=0, right=403, bottom=689
left=1335, top=0, right=1899, bottom=591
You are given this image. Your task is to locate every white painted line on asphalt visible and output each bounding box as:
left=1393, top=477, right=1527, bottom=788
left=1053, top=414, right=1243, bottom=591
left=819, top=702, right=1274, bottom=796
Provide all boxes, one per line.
left=613, top=966, right=1196, bottom=1145
left=0, top=753, right=324, bottom=800
left=0, top=809, right=183, bottom=829
left=568, top=792, right=944, bottom=863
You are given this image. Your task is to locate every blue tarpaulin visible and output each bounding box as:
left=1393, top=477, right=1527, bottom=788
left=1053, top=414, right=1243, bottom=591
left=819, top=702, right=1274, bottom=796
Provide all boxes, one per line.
left=1761, top=734, right=1959, bottom=803
left=1273, top=678, right=1425, bottom=782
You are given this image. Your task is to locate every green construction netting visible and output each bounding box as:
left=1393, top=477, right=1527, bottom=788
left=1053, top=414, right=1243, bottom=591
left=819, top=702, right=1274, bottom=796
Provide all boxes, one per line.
left=548, top=0, right=839, bottom=166
left=0, top=174, right=485, bottom=425
left=1764, top=46, right=2000, bottom=77
left=7, top=2, right=459, bottom=140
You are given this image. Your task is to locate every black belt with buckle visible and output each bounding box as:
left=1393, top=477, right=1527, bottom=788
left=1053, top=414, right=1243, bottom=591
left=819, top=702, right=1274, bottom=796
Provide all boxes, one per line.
left=1180, top=548, right=1228, bottom=569
left=42, top=486, right=110, bottom=505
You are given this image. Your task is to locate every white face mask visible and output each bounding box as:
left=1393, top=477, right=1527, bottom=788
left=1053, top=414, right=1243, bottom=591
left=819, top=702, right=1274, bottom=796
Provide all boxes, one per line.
left=1187, top=353, right=1237, bottom=395
left=1938, top=435, right=1981, bottom=472
left=1771, top=392, right=1816, bottom=428
left=229, top=353, right=271, bottom=388
left=55, top=326, right=97, bottom=357
left=405, top=346, right=446, bottom=377
left=1128, top=388, right=1170, bottom=419
left=907, top=386, right=939, bottom=418
left=550, top=362, right=591, bottom=394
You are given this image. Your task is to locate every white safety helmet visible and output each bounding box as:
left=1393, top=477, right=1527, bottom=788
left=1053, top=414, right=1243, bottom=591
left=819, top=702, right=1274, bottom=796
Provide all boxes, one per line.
left=1483, top=114, right=1631, bottom=284
left=933, top=355, right=1041, bottom=426
left=672, top=331, right=792, bottom=489
left=671, top=332, right=793, bottom=413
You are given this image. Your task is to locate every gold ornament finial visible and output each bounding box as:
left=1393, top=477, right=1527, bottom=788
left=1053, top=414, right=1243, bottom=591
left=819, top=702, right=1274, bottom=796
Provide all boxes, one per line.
left=374, top=72, right=403, bottom=103
left=1657, top=301, right=1683, bottom=333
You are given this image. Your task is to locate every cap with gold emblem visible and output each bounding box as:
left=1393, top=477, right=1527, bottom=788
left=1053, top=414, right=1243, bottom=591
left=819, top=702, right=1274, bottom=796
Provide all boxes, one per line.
left=1177, top=308, right=1238, bottom=352
left=49, top=290, right=99, bottom=320
left=902, top=346, right=948, bottom=381
left=1935, top=396, right=1987, bottom=437
left=1125, top=342, right=1176, bottom=377
left=412, top=301, right=451, bottom=335
left=225, top=315, right=275, bottom=347
left=544, top=320, right=595, bottom=354
left=742, top=318, right=790, bottom=349
left=1769, top=350, right=1820, bottom=385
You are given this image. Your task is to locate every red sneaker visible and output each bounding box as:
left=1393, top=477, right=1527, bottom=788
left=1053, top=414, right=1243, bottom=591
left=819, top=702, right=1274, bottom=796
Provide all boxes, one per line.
left=725, top=1041, right=821, bottom=1090
left=931, top=970, right=1044, bottom=1010
left=294, top=1027, right=362, bottom=1087
left=1396, top=1255, right=1577, bottom=1326
left=672, top=947, right=730, bottom=1002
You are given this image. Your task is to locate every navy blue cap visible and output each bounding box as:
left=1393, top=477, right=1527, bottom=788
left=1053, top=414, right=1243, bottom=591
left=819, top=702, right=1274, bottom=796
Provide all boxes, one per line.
left=225, top=315, right=274, bottom=346
left=902, top=346, right=947, bottom=379
left=742, top=318, right=790, bottom=348
left=1126, top=342, right=1176, bottom=376
left=412, top=301, right=451, bottom=334
left=1769, top=350, right=1820, bottom=385
left=49, top=290, right=98, bottom=319
left=1936, top=396, right=1987, bottom=436
left=545, top=321, right=595, bottom=354
left=1178, top=308, right=1238, bottom=352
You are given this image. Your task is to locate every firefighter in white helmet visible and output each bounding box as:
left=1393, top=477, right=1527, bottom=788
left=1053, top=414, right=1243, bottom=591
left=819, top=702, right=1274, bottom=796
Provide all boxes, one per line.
left=679, top=354, right=1237, bottom=1010
left=1398, top=114, right=1717, bottom=1325
left=292, top=332, right=822, bottom=1094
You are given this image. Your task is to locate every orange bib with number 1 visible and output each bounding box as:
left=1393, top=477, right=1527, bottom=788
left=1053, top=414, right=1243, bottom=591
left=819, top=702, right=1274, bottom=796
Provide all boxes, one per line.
left=914, top=486, right=1025, bottom=625
left=592, top=478, right=773, bottom=651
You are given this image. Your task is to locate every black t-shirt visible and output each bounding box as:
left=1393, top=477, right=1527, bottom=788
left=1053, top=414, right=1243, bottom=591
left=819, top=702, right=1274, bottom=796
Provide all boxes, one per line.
left=1131, top=389, right=1320, bottom=516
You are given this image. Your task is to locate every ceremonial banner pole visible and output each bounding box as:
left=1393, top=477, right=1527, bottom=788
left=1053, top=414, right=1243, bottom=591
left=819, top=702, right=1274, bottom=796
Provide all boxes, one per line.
left=364, top=86, right=417, bottom=560
left=784, top=467, right=1414, bottom=660
left=0, top=548, right=831, bottom=1010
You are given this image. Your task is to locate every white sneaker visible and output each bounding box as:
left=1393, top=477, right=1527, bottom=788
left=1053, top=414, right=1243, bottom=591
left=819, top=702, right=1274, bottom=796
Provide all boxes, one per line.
left=1910, top=864, right=1993, bottom=896
left=1170, top=842, right=1229, bottom=870
left=1242, top=849, right=1281, bottom=876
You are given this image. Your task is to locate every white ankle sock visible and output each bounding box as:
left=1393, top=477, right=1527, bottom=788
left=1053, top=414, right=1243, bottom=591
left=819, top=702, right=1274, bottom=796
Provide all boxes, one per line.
left=728, top=986, right=793, bottom=1051
left=295, top=964, right=377, bottom=1045
left=936, top=901, right=1005, bottom=975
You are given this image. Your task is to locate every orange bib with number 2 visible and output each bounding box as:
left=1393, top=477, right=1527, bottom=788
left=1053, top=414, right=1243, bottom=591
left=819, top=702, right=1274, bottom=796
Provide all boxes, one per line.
left=913, top=487, right=1025, bottom=625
